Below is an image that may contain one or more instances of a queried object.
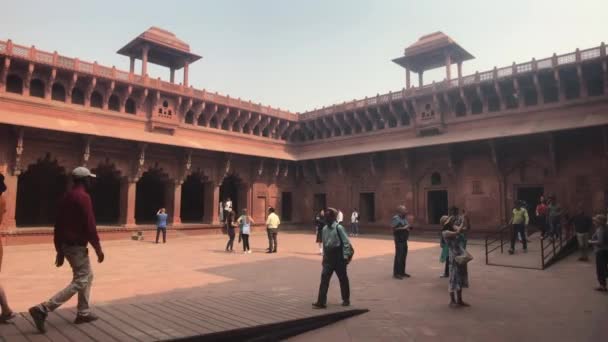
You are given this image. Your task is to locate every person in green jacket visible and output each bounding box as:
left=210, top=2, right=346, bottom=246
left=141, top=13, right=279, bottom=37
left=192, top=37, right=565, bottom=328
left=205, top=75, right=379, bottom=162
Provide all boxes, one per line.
left=313, top=208, right=354, bottom=309
left=509, top=200, right=529, bottom=254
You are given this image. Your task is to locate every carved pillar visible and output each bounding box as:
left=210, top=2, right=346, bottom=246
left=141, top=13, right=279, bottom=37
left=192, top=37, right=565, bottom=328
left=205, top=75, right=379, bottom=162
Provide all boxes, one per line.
left=405, top=68, right=411, bottom=89
left=203, top=181, right=220, bottom=224
left=129, top=57, right=135, bottom=74
left=418, top=71, right=424, bottom=88
left=0, top=173, right=18, bottom=230
left=183, top=62, right=189, bottom=87
left=120, top=178, right=137, bottom=227
left=170, top=67, right=175, bottom=84
left=457, top=62, right=463, bottom=83
left=141, top=45, right=149, bottom=77
left=166, top=180, right=182, bottom=225
left=445, top=54, right=452, bottom=81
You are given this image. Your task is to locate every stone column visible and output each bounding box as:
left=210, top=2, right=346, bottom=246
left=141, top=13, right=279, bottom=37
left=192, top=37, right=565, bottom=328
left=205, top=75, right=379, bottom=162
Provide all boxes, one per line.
left=0, top=173, right=18, bottom=231
left=171, top=181, right=182, bottom=225
left=183, top=62, right=189, bottom=87
left=203, top=181, right=219, bottom=224
left=445, top=54, right=452, bottom=81
left=405, top=69, right=411, bottom=89
left=120, top=178, right=137, bottom=227
left=129, top=57, right=135, bottom=74
left=170, top=68, right=175, bottom=84
left=457, top=62, right=463, bottom=83
left=418, top=71, right=424, bottom=88
left=141, top=45, right=149, bottom=77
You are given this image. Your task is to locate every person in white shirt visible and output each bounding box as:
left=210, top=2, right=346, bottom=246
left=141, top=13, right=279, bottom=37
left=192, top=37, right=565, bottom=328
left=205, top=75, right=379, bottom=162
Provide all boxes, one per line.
left=350, top=209, right=359, bottom=236
left=223, top=197, right=233, bottom=223
left=337, top=210, right=344, bottom=225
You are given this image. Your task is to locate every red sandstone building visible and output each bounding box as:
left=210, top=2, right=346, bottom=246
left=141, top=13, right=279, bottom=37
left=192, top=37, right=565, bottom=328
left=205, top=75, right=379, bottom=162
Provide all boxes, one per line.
left=0, top=28, right=607, bottom=234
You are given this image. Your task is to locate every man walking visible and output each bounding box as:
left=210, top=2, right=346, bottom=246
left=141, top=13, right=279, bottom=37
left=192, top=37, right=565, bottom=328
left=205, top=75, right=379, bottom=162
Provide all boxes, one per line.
left=509, top=200, right=529, bottom=254
left=392, top=205, right=412, bottom=279
left=155, top=208, right=168, bottom=244
left=570, top=205, right=592, bottom=261
left=29, top=167, right=104, bottom=333
left=313, top=208, right=353, bottom=309
left=350, top=208, right=359, bottom=236
left=548, top=195, right=562, bottom=240
left=266, top=207, right=280, bottom=253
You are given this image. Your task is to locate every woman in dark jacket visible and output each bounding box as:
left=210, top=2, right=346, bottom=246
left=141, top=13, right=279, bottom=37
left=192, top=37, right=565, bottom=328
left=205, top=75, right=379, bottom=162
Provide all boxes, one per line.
left=225, top=210, right=236, bottom=252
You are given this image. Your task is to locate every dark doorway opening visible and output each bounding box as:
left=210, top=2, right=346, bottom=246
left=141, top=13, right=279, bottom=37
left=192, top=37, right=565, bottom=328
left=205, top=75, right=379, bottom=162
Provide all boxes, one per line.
left=91, top=164, right=121, bottom=225
left=281, top=192, right=293, bottom=222
left=427, top=190, right=448, bottom=224
left=313, top=193, right=327, bottom=213
left=16, top=155, right=68, bottom=227
left=181, top=173, right=205, bottom=223
left=136, top=169, right=167, bottom=224
left=516, top=186, right=544, bottom=225
left=359, top=192, right=375, bottom=222
left=220, top=174, right=240, bottom=214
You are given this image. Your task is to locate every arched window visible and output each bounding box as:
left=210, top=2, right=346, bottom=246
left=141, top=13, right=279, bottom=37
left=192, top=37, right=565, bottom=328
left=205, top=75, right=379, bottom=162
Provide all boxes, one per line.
left=6, top=74, right=23, bottom=94
left=184, top=110, right=194, bottom=124
left=125, top=97, right=136, bottom=114
left=51, top=83, right=66, bottom=102
left=90, top=91, right=103, bottom=108
left=72, top=87, right=85, bottom=105
left=431, top=172, right=442, bottom=186
left=108, top=94, right=120, bottom=111
left=29, top=79, right=45, bottom=98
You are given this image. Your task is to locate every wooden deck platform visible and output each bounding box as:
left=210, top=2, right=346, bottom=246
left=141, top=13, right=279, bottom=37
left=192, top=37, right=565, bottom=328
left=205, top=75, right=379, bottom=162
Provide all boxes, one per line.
left=0, top=293, right=367, bottom=341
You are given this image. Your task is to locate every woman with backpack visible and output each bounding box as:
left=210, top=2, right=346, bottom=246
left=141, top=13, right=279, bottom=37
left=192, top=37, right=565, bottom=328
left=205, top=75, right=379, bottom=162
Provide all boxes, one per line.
left=237, top=209, right=255, bottom=254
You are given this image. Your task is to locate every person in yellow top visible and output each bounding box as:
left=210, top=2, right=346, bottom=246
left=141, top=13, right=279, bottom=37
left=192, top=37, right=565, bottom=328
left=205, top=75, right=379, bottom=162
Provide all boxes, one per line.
left=266, top=207, right=281, bottom=253
left=0, top=174, right=16, bottom=323
left=509, top=200, right=529, bottom=254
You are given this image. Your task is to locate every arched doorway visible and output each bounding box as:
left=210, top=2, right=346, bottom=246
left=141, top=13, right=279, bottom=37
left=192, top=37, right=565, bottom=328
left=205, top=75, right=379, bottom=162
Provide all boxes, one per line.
left=220, top=174, right=241, bottom=217
left=6, top=74, right=23, bottom=94
left=135, top=169, right=167, bottom=224
left=180, top=173, right=205, bottom=222
left=16, top=155, right=68, bottom=227
left=91, top=163, right=121, bottom=225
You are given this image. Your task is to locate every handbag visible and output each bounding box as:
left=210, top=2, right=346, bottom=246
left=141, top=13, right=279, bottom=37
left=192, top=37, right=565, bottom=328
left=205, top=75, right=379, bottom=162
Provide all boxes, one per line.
left=454, top=249, right=473, bottom=265
left=336, top=225, right=355, bottom=263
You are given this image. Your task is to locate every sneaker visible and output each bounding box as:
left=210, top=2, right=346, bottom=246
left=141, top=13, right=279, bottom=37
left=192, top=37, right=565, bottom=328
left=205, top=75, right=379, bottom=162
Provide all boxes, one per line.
left=266, top=250, right=273, bottom=254
left=0, top=312, right=17, bottom=323
left=393, top=275, right=403, bottom=280
left=457, top=301, right=471, bottom=307
left=342, top=301, right=351, bottom=307
left=74, top=313, right=99, bottom=324
left=247, top=250, right=252, bottom=254
left=312, top=302, right=327, bottom=309
left=449, top=302, right=459, bottom=308
left=403, top=273, right=411, bottom=278
left=28, top=306, right=47, bottom=333
left=440, top=274, right=449, bottom=278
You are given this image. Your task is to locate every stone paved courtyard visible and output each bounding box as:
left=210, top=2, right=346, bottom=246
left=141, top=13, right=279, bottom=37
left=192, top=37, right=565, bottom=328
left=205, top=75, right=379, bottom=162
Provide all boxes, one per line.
left=1, top=231, right=606, bottom=341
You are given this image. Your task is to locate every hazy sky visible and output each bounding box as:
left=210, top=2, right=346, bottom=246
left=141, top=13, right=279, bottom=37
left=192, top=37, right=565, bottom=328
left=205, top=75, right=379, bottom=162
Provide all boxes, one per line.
left=2, top=0, right=605, bottom=113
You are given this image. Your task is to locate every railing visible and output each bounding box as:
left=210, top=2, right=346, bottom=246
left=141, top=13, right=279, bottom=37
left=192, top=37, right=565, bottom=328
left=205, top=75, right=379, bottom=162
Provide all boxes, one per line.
left=484, top=224, right=510, bottom=265
left=302, top=42, right=607, bottom=118
left=0, top=39, right=297, bottom=121
left=540, top=221, right=576, bottom=269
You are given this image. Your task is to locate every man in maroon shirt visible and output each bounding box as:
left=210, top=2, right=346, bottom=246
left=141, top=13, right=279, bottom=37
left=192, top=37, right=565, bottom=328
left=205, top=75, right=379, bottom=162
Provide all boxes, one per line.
left=29, top=167, right=104, bottom=333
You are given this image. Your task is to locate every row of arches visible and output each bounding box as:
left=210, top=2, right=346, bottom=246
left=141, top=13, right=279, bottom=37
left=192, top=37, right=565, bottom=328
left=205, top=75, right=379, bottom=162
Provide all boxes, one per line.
left=12, top=156, right=242, bottom=227
left=5, top=74, right=137, bottom=114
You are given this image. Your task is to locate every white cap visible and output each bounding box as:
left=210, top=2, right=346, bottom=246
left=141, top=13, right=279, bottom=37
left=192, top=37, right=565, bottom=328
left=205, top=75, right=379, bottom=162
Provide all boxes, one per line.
left=72, top=166, right=96, bottom=178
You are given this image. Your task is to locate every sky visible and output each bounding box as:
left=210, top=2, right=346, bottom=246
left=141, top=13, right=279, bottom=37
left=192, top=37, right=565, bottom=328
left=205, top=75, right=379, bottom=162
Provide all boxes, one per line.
left=1, top=0, right=606, bottom=113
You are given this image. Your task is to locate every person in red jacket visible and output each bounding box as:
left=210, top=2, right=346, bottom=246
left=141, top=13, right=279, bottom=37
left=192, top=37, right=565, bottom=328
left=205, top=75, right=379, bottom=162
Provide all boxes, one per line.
left=29, top=167, right=105, bottom=334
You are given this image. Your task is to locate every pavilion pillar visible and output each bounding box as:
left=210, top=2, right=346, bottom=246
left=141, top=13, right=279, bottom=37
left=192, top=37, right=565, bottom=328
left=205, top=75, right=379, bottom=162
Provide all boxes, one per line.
left=405, top=68, right=411, bottom=89
left=457, top=62, right=463, bottom=84
left=0, top=172, right=18, bottom=231
left=183, top=62, right=189, bottom=87
left=170, top=68, right=175, bottom=84
left=129, top=57, right=135, bottom=74
left=141, top=45, right=149, bottom=77
left=418, top=71, right=424, bottom=88
left=203, top=181, right=219, bottom=224
left=120, top=178, right=137, bottom=227
left=169, top=180, right=182, bottom=225
left=445, top=54, right=452, bottom=82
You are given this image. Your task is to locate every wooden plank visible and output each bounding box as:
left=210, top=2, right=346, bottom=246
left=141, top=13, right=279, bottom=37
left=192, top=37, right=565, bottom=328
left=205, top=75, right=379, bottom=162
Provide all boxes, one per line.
left=114, top=303, right=193, bottom=339
left=171, top=300, right=242, bottom=331
left=230, top=295, right=307, bottom=320
left=156, top=301, right=230, bottom=332
left=138, top=301, right=221, bottom=334
left=54, top=309, right=119, bottom=342
left=65, top=308, right=136, bottom=342
left=185, top=297, right=268, bottom=326
left=21, top=312, right=72, bottom=342
left=96, top=306, right=164, bottom=342
left=10, top=314, right=52, bottom=342
left=203, top=296, right=298, bottom=324
left=174, top=298, right=255, bottom=329
left=0, top=320, right=30, bottom=342
left=132, top=302, right=206, bottom=337
left=45, top=311, right=93, bottom=342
